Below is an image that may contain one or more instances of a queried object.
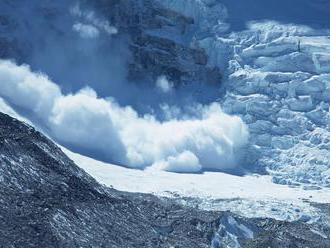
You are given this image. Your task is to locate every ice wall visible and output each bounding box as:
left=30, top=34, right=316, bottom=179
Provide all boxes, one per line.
left=199, top=20, right=330, bottom=187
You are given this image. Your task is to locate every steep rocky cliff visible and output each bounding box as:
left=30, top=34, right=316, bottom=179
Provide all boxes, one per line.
left=0, top=0, right=221, bottom=88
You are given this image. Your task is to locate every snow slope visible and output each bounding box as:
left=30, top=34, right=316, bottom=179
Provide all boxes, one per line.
left=65, top=148, right=330, bottom=222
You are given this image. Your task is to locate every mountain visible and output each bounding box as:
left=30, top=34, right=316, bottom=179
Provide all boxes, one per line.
left=0, top=112, right=330, bottom=247
left=0, top=0, right=330, bottom=187
left=1, top=0, right=330, bottom=246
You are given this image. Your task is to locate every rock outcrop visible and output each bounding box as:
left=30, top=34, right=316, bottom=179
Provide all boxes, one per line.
left=0, top=0, right=222, bottom=87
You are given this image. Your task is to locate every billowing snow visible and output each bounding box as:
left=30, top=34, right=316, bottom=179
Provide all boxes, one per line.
left=156, top=76, right=173, bottom=93
left=0, top=60, right=248, bottom=172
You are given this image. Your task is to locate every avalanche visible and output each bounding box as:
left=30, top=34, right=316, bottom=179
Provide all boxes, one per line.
left=1, top=0, right=330, bottom=223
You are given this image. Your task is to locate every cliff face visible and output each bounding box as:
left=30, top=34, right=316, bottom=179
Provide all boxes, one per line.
left=81, top=0, right=222, bottom=85
left=0, top=0, right=221, bottom=87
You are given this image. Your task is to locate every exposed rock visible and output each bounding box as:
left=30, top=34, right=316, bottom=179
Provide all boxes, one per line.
left=102, top=0, right=222, bottom=85
left=0, top=0, right=222, bottom=87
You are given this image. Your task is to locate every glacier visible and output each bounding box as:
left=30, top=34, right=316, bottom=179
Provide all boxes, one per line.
left=146, top=0, right=330, bottom=188
left=216, top=24, right=330, bottom=188
left=65, top=146, right=330, bottom=222
left=160, top=1, right=330, bottom=188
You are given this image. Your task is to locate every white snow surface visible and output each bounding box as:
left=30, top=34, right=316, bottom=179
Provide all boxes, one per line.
left=216, top=25, right=330, bottom=188
left=65, top=147, right=330, bottom=221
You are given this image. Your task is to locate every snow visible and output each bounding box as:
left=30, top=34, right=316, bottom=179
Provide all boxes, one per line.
left=64, top=147, right=330, bottom=221
left=152, top=151, right=202, bottom=173
left=0, top=60, right=249, bottom=172
left=313, top=52, right=330, bottom=73
left=192, top=13, right=330, bottom=187
left=212, top=214, right=255, bottom=248
left=287, top=96, right=315, bottom=112
left=73, top=23, right=100, bottom=39
left=310, top=228, right=328, bottom=239
left=0, top=97, right=31, bottom=124
left=156, top=76, right=173, bottom=93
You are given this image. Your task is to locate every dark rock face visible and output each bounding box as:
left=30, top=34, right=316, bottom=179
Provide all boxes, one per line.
left=84, top=0, right=221, bottom=85
left=242, top=217, right=330, bottom=248
left=0, top=0, right=221, bottom=87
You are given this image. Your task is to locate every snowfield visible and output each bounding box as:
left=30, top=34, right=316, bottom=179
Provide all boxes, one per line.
left=2, top=94, right=329, bottom=222
left=65, top=148, right=330, bottom=222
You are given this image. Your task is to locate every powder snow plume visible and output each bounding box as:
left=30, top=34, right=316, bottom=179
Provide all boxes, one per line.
left=0, top=60, right=249, bottom=173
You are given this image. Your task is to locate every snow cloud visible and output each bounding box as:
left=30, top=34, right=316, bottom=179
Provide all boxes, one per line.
left=73, top=23, right=100, bottom=39
left=71, top=4, right=118, bottom=37
left=0, top=60, right=61, bottom=118
left=0, top=60, right=249, bottom=173
left=156, top=76, right=173, bottom=93
left=152, top=151, right=202, bottom=173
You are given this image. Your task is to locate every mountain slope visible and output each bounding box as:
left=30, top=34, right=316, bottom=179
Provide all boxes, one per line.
left=0, top=112, right=330, bottom=247
left=0, top=112, right=221, bottom=247
left=0, top=0, right=330, bottom=246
